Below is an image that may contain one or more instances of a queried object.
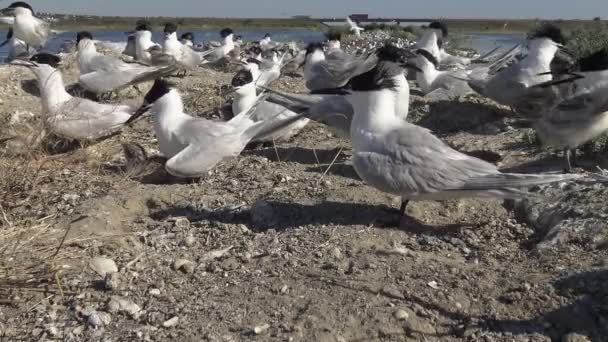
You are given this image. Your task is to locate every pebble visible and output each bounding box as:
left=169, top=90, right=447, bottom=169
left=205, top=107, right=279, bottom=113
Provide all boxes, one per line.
left=404, top=317, right=437, bottom=335
left=330, top=247, right=343, bottom=259
left=162, top=316, right=179, bottom=328
left=173, top=259, right=195, bottom=274
left=394, top=309, right=410, bottom=321
left=253, top=323, right=270, bottom=335
left=107, top=296, right=141, bottom=319
left=174, top=217, right=190, bottom=230
left=183, top=235, right=196, bottom=247
left=149, top=288, right=161, bottom=296
left=427, top=281, right=440, bottom=289
left=87, top=311, right=112, bottom=328
left=89, top=257, right=118, bottom=277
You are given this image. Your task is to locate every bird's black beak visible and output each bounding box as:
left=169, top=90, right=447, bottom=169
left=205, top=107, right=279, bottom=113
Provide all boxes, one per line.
left=126, top=102, right=151, bottom=125
left=0, top=39, right=9, bottom=48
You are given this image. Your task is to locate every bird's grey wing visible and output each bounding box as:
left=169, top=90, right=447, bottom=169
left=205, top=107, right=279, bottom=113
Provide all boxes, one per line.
left=321, top=54, right=378, bottom=87
left=164, top=143, right=226, bottom=178
left=547, top=88, right=608, bottom=125
left=79, top=64, right=178, bottom=93
left=358, top=126, right=498, bottom=194
left=49, top=99, right=131, bottom=139
left=89, top=54, right=129, bottom=72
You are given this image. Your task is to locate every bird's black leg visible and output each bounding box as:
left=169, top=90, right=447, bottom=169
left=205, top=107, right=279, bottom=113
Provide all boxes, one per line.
left=570, top=148, right=578, bottom=168
left=399, top=200, right=410, bottom=218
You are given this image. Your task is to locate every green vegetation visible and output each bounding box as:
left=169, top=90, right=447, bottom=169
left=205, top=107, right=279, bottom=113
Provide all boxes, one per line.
left=565, top=22, right=608, bottom=59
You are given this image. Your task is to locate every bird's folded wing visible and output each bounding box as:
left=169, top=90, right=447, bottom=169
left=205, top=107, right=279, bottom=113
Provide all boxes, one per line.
left=357, top=126, right=499, bottom=194
left=165, top=143, right=227, bottom=178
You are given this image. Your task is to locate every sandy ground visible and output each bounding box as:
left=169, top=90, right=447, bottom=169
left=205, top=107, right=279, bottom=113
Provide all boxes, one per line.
left=0, top=49, right=608, bottom=342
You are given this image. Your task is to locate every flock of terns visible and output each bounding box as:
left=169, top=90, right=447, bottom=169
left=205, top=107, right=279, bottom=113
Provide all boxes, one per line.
left=2, top=1, right=608, bottom=221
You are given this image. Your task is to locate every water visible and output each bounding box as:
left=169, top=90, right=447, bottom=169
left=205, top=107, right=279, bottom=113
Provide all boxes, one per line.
left=0, top=29, right=525, bottom=62
left=462, top=32, right=526, bottom=55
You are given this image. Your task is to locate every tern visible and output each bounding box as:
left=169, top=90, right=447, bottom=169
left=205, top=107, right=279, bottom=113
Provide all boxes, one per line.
left=11, top=53, right=134, bottom=140
left=231, top=69, right=309, bottom=142
left=346, top=59, right=599, bottom=220
left=1, top=2, right=49, bottom=51
left=465, top=24, right=568, bottom=116
left=125, top=79, right=306, bottom=178
left=346, top=17, right=364, bottom=38
left=76, top=31, right=179, bottom=94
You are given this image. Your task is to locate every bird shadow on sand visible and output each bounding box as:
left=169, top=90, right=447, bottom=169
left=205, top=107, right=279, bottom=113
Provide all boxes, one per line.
left=500, top=152, right=608, bottom=174
left=414, top=100, right=513, bottom=135
left=303, top=269, right=608, bottom=339
left=148, top=199, right=468, bottom=237
left=246, top=146, right=349, bottom=166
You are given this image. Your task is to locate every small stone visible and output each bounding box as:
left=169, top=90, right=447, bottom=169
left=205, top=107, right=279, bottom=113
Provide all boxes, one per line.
left=107, top=297, right=141, bottom=319
left=149, top=288, right=161, bottom=296
left=427, top=281, right=440, bottom=289
left=72, top=325, right=85, bottom=335
left=45, top=324, right=60, bottom=337
left=183, top=235, right=196, bottom=247
left=562, top=333, right=592, bottom=342
left=394, top=309, right=410, bottom=321
left=238, top=224, right=251, bottom=234
left=404, top=318, right=436, bottom=335
left=87, top=311, right=111, bottom=328
left=162, top=316, right=179, bottom=328
left=253, top=323, right=270, bottom=335
left=330, top=247, right=342, bottom=259
left=89, top=257, right=118, bottom=277
left=173, top=259, right=195, bottom=274
left=174, top=217, right=190, bottom=230
left=280, top=285, right=288, bottom=294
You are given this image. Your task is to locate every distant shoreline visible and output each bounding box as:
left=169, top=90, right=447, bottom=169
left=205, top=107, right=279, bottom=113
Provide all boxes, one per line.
left=11, top=15, right=606, bottom=32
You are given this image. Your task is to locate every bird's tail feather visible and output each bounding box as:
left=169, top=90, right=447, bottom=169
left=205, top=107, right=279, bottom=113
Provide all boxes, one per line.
left=462, top=172, right=586, bottom=191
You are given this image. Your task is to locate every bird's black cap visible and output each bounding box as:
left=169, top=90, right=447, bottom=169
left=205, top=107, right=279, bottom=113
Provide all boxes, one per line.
left=529, top=23, right=566, bottom=45
left=8, top=2, right=34, bottom=13
left=180, top=32, right=194, bottom=41
left=305, top=42, right=324, bottom=56
left=325, top=31, right=342, bottom=42
left=231, top=69, right=253, bottom=87
left=164, top=23, right=178, bottom=34
left=76, top=31, right=93, bottom=43
left=416, top=49, right=439, bottom=68
left=144, top=79, right=174, bottom=104
left=220, top=28, right=234, bottom=38
left=350, top=63, right=402, bottom=92
left=135, top=20, right=153, bottom=32
left=30, top=53, right=62, bottom=68
left=428, top=21, right=448, bottom=37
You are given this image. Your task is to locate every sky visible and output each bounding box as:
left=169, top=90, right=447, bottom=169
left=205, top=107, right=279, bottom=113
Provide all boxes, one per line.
left=19, top=0, right=608, bottom=19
